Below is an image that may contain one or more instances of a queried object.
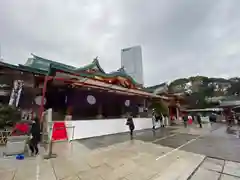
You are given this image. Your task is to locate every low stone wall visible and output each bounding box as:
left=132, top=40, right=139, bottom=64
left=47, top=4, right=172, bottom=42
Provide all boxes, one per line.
left=65, top=118, right=156, bottom=140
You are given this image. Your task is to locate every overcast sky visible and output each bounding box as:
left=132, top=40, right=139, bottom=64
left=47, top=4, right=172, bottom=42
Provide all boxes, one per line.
left=0, top=0, right=240, bottom=86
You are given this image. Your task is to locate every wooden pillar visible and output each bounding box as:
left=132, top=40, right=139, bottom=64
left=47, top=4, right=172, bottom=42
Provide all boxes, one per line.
left=39, top=76, right=49, bottom=121
left=169, top=106, right=172, bottom=119
left=96, top=104, right=103, bottom=119
left=176, top=101, right=180, bottom=121
left=65, top=106, right=72, bottom=121
left=176, top=107, right=179, bottom=121
left=121, top=106, right=125, bottom=118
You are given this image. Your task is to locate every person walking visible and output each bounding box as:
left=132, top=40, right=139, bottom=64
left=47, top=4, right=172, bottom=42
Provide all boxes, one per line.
left=236, top=115, right=240, bottom=138
left=226, top=109, right=234, bottom=125
left=29, top=116, right=41, bottom=156
left=152, top=109, right=156, bottom=130
left=126, top=114, right=135, bottom=140
left=209, top=113, right=216, bottom=127
left=183, top=113, right=188, bottom=128
left=155, top=112, right=163, bottom=128
left=196, top=113, right=202, bottom=128
left=159, top=113, right=165, bottom=127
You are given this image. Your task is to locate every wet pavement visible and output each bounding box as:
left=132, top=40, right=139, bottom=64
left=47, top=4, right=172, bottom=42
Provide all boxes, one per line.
left=154, top=133, right=198, bottom=148
left=1, top=123, right=240, bottom=179
left=0, top=140, right=206, bottom=180
left=189, top=157, right=240, bottom=179
left=76, top=123, right=240, bottom=180
left=78, top=132, right=130, bottom=150
left=78, top=128, right=176, bottom=149
left=78, top=123, right=240, bottom=162
left=182, top=127, right=240, bottom=162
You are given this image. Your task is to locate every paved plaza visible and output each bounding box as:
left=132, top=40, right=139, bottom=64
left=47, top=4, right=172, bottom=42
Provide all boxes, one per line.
left=0, top=123, right=240, bottom=180
left=190, top=157, right=240, bottom=180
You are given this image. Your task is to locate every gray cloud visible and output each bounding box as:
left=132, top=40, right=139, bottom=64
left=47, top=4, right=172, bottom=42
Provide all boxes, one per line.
left=0, top=0, right=240, bottom=86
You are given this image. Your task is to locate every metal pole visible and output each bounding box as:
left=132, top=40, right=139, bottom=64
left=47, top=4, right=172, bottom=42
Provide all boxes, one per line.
left=43, top=124, right=57, bottom=159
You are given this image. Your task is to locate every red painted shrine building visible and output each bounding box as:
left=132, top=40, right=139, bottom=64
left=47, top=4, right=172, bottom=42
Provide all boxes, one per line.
left=0, top=54, right=177, bottom=121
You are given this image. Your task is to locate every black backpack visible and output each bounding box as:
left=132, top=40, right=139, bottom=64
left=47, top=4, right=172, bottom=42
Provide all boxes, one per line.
left=155, top=115, right=162, bottom=122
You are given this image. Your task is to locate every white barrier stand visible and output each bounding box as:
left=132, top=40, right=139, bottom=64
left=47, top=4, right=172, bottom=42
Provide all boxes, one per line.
left=42, top=109, right=57, bottom=159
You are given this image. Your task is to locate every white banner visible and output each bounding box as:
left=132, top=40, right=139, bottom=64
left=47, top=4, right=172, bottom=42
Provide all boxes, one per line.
left=9, top=80, right=24, bottom=107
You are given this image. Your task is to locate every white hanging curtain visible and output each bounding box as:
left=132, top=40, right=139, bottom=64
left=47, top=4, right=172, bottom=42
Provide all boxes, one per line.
left=9, top=80, right=24, bottom=107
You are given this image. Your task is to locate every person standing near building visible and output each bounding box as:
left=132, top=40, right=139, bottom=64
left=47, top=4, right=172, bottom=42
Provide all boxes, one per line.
left=160, top=113, right=165, bottom=127
left=183, top=113, right=188, bottom=128
left=155, top=111, right=164, bottom=128
left=29, top=115, right=41, bottom=156
left=226, top=109, right=234, bottom=130
left=152, top=109, right=156, bottom=130
left=209, top=113, right=216, bottom=127
left=163, top=114, right=169, bottom=126
left=126, top=114, right=135, bottom=140
left=188, top=114, right=193, bottom=125
left=196, top=113, right=202, bottom=128
left=236, top=114, right=240, bottom=138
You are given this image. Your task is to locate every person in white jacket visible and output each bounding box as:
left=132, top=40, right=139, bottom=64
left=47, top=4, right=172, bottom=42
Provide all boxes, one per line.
left=152, top=110, right=156, bottom=130
left=160, top=114, right=165, bottom=127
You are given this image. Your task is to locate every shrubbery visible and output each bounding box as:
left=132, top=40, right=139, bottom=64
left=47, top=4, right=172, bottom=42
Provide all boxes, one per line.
left=0, top=105, right=21, bottom=129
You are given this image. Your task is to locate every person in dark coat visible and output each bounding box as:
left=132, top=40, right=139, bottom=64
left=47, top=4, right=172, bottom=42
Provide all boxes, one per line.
left=183, top=113, right=188, bottom=128
left=29, top=117, right=41, bottom=156
left=126, top=114, right=135, bottom=140
left=209, top=113, right=216, bottom=126
left=196, top=113, right=202, bottom=128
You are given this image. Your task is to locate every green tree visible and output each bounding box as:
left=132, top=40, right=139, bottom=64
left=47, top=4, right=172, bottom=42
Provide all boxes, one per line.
left=189, top=76, right=208, bottom=83
left=169, top=78, right=189, bottom=87
left=149, top=100, right=169, bottom=115
left=227, top=82, right=240, bottom=96
left=0, top=105, right=21, bottom=129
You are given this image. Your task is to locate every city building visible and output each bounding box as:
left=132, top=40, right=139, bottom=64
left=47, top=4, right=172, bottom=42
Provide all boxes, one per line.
left=121, top=46, right=144, bottom=86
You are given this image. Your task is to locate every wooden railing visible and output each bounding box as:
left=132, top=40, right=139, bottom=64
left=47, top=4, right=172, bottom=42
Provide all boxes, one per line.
left=0, top=130, right=12, bottom=145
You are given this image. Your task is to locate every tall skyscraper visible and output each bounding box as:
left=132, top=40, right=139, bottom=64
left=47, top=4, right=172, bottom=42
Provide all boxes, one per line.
left=121, top=46, right=144, bottom=85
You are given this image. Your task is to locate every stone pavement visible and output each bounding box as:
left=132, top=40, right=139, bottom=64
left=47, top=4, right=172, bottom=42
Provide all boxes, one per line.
left=0, top=140, right=205, bottom=180
left=181, top=125, right=240, bottom=162
left=190, top=157, right=240, bottom=180
left=0, top=123, right=240, bottom=180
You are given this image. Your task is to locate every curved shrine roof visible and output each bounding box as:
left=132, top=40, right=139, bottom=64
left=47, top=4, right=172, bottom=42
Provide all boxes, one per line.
left=19, top=54, right=140, bottom=87
left=0, top=55, right=170, bottom=100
